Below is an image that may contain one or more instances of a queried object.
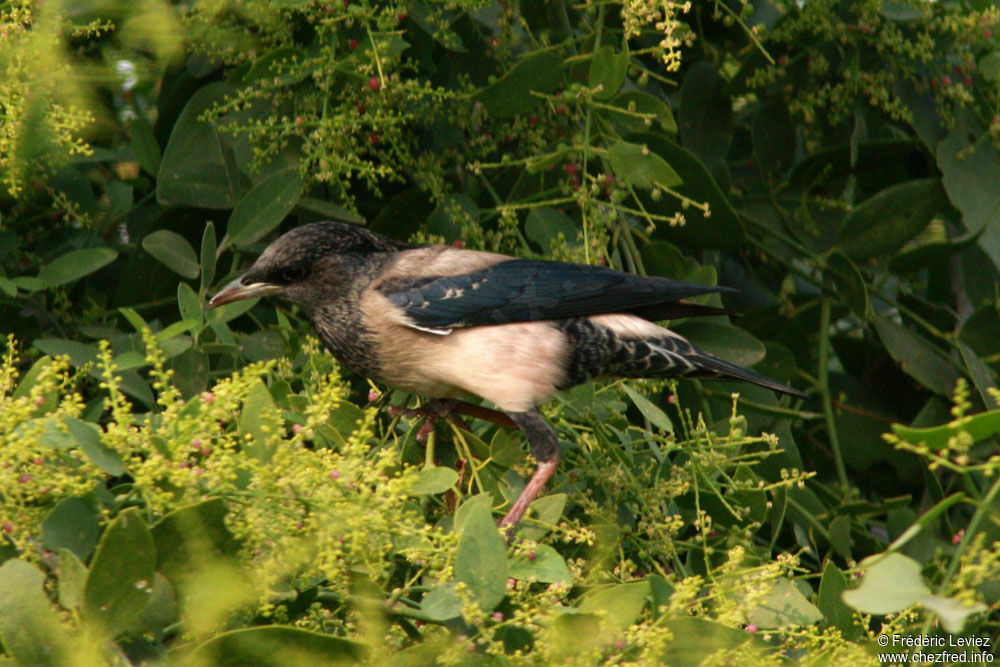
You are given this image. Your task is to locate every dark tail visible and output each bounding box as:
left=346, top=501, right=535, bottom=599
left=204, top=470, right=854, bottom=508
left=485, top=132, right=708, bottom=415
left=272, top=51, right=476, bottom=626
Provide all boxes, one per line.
left=689, top=350, right=806, bottom=399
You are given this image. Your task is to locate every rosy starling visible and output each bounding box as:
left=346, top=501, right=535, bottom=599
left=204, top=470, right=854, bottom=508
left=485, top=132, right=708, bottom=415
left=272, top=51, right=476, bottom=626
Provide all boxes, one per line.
left=210, top=222, right=804, bottom=529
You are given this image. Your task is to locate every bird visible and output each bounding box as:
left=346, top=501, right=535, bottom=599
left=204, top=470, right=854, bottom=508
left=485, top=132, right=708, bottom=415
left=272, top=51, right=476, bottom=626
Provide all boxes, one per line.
left=208, top=221, right=804, bottom=532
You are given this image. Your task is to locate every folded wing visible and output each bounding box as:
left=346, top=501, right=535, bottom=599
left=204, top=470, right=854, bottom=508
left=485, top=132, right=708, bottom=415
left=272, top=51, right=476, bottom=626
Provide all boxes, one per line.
left=381, top=258, right=734, bottom=330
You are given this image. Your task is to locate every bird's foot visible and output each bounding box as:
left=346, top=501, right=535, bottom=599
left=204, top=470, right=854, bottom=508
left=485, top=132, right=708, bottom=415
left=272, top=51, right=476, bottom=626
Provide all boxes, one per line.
left=387, top=399, right=464, bottom=441
left=499, top=457, right=560, bottom=540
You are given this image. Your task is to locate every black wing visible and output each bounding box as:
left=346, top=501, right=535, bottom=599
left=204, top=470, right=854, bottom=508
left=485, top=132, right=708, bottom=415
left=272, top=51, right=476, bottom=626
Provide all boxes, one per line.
left=381, top=258, right=735, bottom=329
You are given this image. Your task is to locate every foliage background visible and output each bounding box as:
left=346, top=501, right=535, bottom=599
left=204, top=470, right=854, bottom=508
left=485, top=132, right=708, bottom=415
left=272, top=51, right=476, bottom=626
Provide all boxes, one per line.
left=1, top=0, right=1000, bottom=662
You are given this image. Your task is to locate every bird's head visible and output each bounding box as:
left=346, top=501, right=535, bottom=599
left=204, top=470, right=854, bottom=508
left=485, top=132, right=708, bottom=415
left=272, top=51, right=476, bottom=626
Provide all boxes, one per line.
left=208, top=222, right=404, bottom=311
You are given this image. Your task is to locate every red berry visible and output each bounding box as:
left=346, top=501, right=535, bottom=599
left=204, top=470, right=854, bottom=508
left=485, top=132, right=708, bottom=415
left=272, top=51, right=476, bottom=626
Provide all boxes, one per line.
left=564, top=162, right=578, bottom=175
left=368, top=77, right=381, bottom=91
left=777, top=55, right=788, bottom=65
left=528, top=115, right=538, bottom=127
left=369, top=132, right=379, bottom=145
left=963, top=76, right=973, bottom=86
left=2, top=522, right=13, bottom=534
left=356, top=103, right=366, bottom=114
left=349, top=39, right=359, bottom=49
left=985, top=29, right=992, bottom=38
left=452, top=239, right=465, bottom=248
left=942, top=75, right=952, bottom=85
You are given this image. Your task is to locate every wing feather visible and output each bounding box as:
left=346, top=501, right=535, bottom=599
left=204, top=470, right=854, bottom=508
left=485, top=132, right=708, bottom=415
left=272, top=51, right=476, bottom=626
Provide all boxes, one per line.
left=381, top=258, right=734, bottom=329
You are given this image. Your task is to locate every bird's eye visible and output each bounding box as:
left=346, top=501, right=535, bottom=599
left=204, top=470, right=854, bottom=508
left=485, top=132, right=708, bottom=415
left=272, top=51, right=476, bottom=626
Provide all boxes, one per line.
left=279, top=266, right=308, bottom=284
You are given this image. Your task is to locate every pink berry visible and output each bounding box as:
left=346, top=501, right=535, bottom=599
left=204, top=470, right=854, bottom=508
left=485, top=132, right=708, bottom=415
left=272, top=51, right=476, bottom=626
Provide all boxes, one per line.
left=368, top=77, right=381, bottom=91
left=746, top=623, right=759, bottom=633
left=491, top=611, right=503, bottom=621
left=292, top=423, right=304, bottom=434
left=330, top=470, right=341, bottom=479
left=201, top=391, right=215, bottom=403
left=942, top=75, right=952, bottom=86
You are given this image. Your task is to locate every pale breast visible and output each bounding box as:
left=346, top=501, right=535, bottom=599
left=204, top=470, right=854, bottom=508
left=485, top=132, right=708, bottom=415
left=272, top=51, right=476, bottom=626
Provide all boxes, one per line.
left=360, top=289, right=568, bottom=412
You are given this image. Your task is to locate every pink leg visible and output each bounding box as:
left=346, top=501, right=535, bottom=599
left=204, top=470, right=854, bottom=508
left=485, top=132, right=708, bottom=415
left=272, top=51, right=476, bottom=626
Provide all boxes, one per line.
left=499, top=457, right=560, bottom=537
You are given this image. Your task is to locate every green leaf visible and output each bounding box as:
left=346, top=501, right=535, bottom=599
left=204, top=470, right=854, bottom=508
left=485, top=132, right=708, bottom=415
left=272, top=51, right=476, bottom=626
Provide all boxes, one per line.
left=621, top=384, right=673, bottom=433
left=957, top=341, right=997, bottom=405
left=938, top=126, right=1000, bottom=246
left=660, top=617, right=751, bottom=664
left=13, top=356, right=55, bottom=400
left=37, top=248, right=118, bottom=287
left=588, top=45, right=627, bottom=100
left=509, top=544, right=572, bottom=585
left=13, top=276, right=47, bottom=292
left=980, top=52, right=1000, bottom=81
left=135, top=572, right=178, bottom=633
left=826, top=250, right=871, bottom=320
left=128, top=116, right=161, bottom=175
left=420, top=584, right=463, bottom=621
left=33, top=338, right=99, bottom=367
left=83, top=508, right=157, bottom=636
left=64, top=416, right=126, bottom=476
left=752, top=102, right=794, bottom=175
left=678, top=61, right=732, bottom=165
left=578, top=582, right=649, bottom=632
left=41, top=496, right=101, bottom=561
left=817, top=562, right=856, bottom=636
left=177, top=281, right=203, bottom=326
left=891, top=407, right=1000, bottom=450
left=0, top=559, right=74, bottom=665
left=524, top=207, right=578, bottom=250
left=747, top=577, right=823, bottom=628
left=239, top=379, right=279, bottom=459
left=454, top=495, right=508, bottom=612
left=57, top=549, right=88, bottom=611
left=474, top=52, right=564, bottom=118
left=514, top=493, right=567, bottom=541
left=836, top=179, right=944, bottom=260
left=601, top=90, right=677, bottom=134
left=882, top=0, right=925, bottom=21
left=921, top=594, right=987, bottom=634
left=228, top=166, right=303, bottom=249
left=426, top=193, right=479, bottom=239
left=872, top=314, right=960, bottom=396
left=200, top=222, right=217, bottom=291
left=842, top=552, right=930, bottom=614
left=152, top=499, right=240, bottom=585
left=411, top=466, right=459, bottom=495
left=608, top=141, right=682, bottom=190
left=296, top=197, right=365, bottom=224
left=157, top=82, right=243, bottom=208
left=189, top=627, right=365, bottom=666
left=142, top=230, right=200, bottom=279
left=630, top=132, right=746, bottom=250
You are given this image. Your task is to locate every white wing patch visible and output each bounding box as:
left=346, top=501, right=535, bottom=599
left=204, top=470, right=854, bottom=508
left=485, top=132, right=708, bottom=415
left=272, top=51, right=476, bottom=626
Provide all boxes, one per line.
left=406, top=321, right=454, bottom=335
